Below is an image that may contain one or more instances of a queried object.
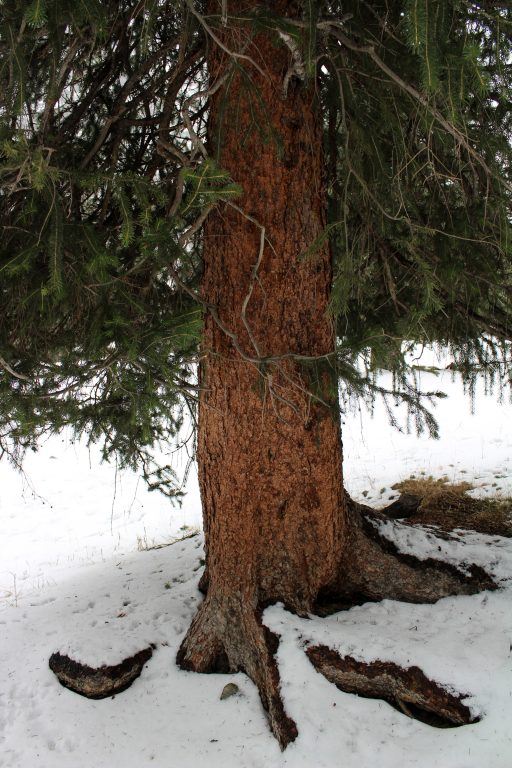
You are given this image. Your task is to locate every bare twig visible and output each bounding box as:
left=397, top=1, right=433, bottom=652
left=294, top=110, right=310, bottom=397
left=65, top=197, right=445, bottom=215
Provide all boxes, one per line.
left=181, top=70, right=231, bottom=159
left=186, top=0, right=268, bottom=81
left=0, top=356, right=30, bottom=382
left=278, top=30, right=306, bottom=98
left=178, top=203, right=215, bottom=246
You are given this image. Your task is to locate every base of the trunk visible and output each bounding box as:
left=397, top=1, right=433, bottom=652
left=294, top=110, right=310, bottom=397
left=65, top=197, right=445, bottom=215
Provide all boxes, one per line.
left=176, top=594, right=298, bottom=748
left=48, top=497, right=498, bottom=748
left=178, top=499, right=496, bottom=746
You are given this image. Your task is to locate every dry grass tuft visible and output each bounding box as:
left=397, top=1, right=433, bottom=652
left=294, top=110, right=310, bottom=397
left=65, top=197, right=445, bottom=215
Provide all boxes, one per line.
left=137, top=527, right=200, bottom=551
left=386, top=476, right=512, bottom=537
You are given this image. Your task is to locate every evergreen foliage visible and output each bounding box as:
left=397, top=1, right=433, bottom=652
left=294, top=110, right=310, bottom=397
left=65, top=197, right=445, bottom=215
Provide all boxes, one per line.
left=0, top=0, right=511, bottom=492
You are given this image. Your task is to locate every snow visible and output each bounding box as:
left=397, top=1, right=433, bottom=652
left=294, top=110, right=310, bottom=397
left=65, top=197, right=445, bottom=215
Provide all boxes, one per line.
left=1, top=364, right=512, bottom=767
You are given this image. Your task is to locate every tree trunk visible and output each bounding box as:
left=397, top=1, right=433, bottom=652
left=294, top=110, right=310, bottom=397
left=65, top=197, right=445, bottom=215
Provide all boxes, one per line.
left=196, top=2, right=347, bottom=618
left=177, top=1, right=495, bottom=748
left=177, top=0, right=346, bottom=744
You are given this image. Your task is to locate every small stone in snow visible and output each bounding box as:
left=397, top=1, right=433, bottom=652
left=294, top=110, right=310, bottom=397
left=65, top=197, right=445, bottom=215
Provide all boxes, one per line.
left=220, top=683, right=239, bottom=700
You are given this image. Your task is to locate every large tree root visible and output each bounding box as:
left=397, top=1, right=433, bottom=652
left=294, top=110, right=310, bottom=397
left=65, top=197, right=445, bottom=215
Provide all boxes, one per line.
left=316, top=500, right=496, bottom=613
left=306, top=645, right=477, bottom=727
left=176, top=594, right=298, bottom=749
left=49, top=646, right=153, bottom=698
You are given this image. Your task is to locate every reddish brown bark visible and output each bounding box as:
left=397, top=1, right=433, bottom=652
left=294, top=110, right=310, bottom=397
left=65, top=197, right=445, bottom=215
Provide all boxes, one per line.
left=196, top=3, right=346, bottom=616
left=177, top=1, right=346, bottom=745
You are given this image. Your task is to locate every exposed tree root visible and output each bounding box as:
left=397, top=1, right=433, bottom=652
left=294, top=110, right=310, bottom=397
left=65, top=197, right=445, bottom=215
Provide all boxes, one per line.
left=176, top=594, right=298, bottom=749
left=306, top=645, right=477, bottom=727
left=49, top=646, right=153, bottom=699
left=316, top=499, right=497, bottom=613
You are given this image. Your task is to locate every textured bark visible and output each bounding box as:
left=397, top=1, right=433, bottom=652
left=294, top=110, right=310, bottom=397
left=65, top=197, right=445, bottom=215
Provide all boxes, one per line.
left=177, top=598, right=298, bottom=747
left=194, top=0, right=346, bottom=615
left=177, top=0, right=346, bottom=746
left=307, top=646, right=477, bottom=727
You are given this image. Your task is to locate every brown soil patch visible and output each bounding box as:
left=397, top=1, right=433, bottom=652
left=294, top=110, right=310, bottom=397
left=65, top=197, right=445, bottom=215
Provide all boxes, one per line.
left=384, top=476, right=512, bottom=536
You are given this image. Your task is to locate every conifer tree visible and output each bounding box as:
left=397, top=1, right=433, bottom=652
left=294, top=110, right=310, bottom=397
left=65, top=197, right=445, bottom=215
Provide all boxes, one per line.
left=1, top=0, right=511, bottom=746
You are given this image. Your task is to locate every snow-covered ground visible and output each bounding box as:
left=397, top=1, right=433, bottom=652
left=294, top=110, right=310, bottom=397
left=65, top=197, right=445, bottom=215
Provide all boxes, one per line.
left=1, top=365, right=512, bottom=768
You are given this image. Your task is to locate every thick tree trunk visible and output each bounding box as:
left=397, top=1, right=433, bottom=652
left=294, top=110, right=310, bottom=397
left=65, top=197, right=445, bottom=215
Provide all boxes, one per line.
left=196, top=2, right=346, bottom=619
left=177, top=2, right=495, bottom=747
left=177, top=0, right=346, bottom=745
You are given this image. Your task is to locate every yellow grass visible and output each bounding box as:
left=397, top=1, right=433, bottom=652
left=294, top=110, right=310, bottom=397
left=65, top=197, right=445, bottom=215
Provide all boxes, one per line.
left=388, top=476, right=512, bottom=536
